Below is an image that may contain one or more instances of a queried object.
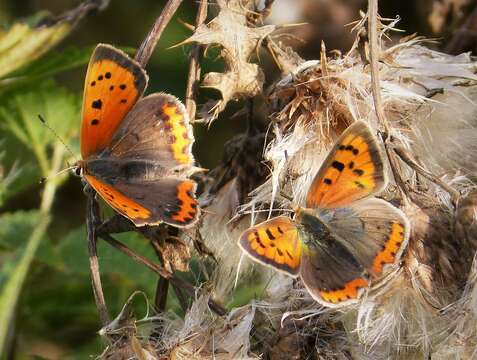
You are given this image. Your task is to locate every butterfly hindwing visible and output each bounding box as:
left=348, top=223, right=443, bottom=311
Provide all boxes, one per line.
left=306, top=121, right=386, bottom=208
left=108, top=93, right=194, bottom=168
left=81, top=44, right=148, bottom=158
left=238, top=216, right=302, bottom=276
left=85, top=174, right=199, bottom=227
left=322, top=198, right=410, bottom=277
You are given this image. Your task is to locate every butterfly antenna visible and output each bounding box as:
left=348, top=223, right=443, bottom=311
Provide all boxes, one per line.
left=38, top=114, right=78, bottom=161
left=39, top=165, right=77, bottom=184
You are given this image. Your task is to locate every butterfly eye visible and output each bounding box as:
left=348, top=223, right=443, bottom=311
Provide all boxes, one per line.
left=72, top=167, right=82, bottom=177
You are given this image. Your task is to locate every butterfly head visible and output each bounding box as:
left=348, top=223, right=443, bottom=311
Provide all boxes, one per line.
left=72, top=160, right=86, bottom=177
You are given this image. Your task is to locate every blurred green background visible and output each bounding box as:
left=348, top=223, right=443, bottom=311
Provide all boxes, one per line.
left=0, top=0, right=473, bottom=358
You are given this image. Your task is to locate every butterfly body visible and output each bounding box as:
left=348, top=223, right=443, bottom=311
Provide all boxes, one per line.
left=239, top=121, right=410, bottom=307
left=77, top=44, right=200, bottom=228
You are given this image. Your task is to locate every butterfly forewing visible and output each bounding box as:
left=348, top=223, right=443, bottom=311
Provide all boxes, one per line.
left=238, top=216, right=302, bottom=276
left=306, top=121, right=386, bottom=208
left=81, top=44, right=148, bottom=158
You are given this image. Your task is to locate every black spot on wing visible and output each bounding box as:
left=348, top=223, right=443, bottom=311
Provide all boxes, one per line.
left=266, top=229, right=276, bottom=240
left=92, top=99, right=102, bottom=109
left=331, top=161, right=345, bottom=172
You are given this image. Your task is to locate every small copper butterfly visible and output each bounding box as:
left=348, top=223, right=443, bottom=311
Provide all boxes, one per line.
left=74, top=44, right=200, bottom=227
left=238, top=121, right=410, bottom=307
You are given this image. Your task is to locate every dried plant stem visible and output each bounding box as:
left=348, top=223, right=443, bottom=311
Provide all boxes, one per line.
left=367, top=0, right=389, bottom=134
left=185, top=0, right=208, bottom=121
left=86, top=189, right=110, bottom=326
left=150, top=238, right=169, bottom=313
left=135, top=0, right=184, bottom=67
left=150, top=239, right=189, bottom=312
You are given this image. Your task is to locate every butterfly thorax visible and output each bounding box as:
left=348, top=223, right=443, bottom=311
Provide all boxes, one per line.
left=295, top=208, right=331, bottom=247
left=83, top=157, right=170, bottom=183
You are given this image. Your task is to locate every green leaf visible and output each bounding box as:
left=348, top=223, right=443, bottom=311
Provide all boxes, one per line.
left=0, top=81, right=80, bottom=178
left=0, top=46, right=95, bottom=92
left=58, top=226, right=159, bottom=292
left=0, top=210, right=42, bottom=251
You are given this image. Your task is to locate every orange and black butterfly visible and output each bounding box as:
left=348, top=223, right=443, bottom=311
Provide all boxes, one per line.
left=238, top=121, right=410, bottom=307
left=74, top=44, right=200, bottom=227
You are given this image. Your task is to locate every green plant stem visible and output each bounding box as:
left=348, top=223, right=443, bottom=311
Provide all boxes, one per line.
left=0, top=142, right=64, bottom=354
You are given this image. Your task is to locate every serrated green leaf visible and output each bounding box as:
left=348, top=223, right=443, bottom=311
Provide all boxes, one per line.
left=0, top=2, right=107, bottom=83
left=0, top=19, right=71, bottom=80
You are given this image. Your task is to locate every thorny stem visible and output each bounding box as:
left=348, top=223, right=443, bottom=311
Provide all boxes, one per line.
left=367, top=0, right=390, bottom=134
left=367, top=0, right=460, bottom=206
left=367, top=0, right=412, bottom=205
left=185, top=0, right=208, bottom=121
left=135, top=0, right=184, bottom=67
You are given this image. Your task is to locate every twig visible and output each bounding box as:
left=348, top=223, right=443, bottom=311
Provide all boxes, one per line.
left=135, top=0, right=184, bottom=67
left=367, top=0, right=389, bottom=134
left=185, top=0, right=208, bottom=121
left=393, top=146, right=460, bottom=205
left=100, top=232, right=176, bottom=280
left=149, top=236, right=169, bottom=313
left=99, top=232, right=227, bottom=316
left=86, top=187, right=110, bottom=327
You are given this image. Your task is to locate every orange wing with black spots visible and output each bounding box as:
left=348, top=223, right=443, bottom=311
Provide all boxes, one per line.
left=167, top=180, right=199, bottom=226
left=84, top=175, right=152, bottom=221
left=306, top=121, right=386, bottom=208
left=238, top=216, right=302, bottom=276
left=107, top=93, right=195, bottom=168
left=81, top=44, right=147, bottom=158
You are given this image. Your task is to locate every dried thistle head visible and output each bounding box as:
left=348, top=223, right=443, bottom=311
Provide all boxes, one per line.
left=158, top=297, right=257, bottom=360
